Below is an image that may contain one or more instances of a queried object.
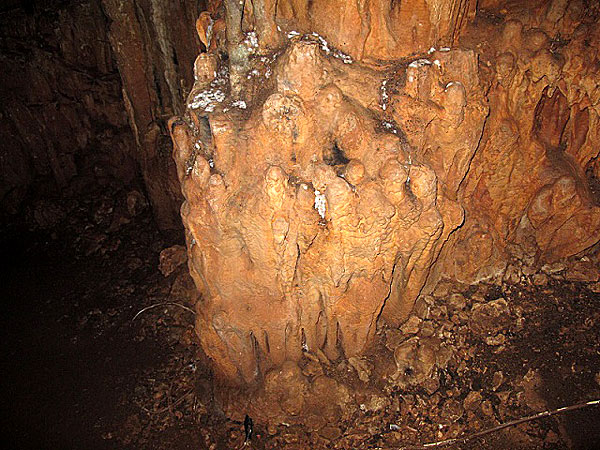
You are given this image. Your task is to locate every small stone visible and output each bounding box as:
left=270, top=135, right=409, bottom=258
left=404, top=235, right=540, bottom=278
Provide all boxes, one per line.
left=430, top=305, right=445, bottom=320
left=362, top=393, right=390, bottom=412
left=319, top=425, right=341, bottom=441
left=434, top=281, right=454, bottom=298
left=400, top=315, right=422, bottom=335
left=421, top=321, right=436, bottom=337
left=541, top=261, right=566, bottom=274
left=492, top=371, right=504, bottom=391
left=470, top=291, right=486, bottom=302
left=521, top=265, right=536, bottom=276
left=436, top=345, right=453, bottom=369
left=403, top=394, right=416, bottom=405
left=470, top=298, right=510, bottom=337
left=348, top=356, right=371, bottom=383
left=126, top=190, right=148, bottom=217
left=531, top=273, right=548, bottom=285
left=463, top=391, right=482, bottom=411
left=440, top=398, right=463, bottom=422
left=159, top=245, right=188, bottom=277
left=423, top=376, right=440, bottom=395
left=447, top=293, right=466, bottom=310
left=392, top=337, right=438, bottom=388
left=565, top=260, right=600, bottom=282
left=481, top=400, right=494, bottom=416
left=484, top=332, right=504, bottom=345
left=414, top=296, right=431, bottom=319
left=385, top=328, right=406, bottom=351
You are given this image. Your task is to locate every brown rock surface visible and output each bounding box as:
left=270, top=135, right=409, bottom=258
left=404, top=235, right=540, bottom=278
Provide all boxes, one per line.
left=102, top=0, right=204, bottom=229
left=0, top=0, right=204, bottom=229
left=0, top=0, right=136, bottom=216
left=275, top=0, right=478, bottom=62
left=171, top=33, right=472, bottom=384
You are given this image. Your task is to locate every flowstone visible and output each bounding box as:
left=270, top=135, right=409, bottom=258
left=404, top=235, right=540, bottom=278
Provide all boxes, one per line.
left=170, top=0, right=600, bottom=427
left=171, top=37, right=466, bottom=384
left=171, top=0, right=485, bottom=385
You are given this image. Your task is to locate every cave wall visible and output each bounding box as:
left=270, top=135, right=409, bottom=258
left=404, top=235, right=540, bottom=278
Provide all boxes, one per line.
left=436, top=0, right=600, bottom=286
left=0, top=0, right=205, bottom=230
left=102, top=0, right=206, bottom=229
left=0, top=0, right=135, bottom=218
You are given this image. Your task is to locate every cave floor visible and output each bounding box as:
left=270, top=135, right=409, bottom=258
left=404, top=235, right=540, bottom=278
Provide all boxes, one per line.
left=0, top=190, right=599, bottom=449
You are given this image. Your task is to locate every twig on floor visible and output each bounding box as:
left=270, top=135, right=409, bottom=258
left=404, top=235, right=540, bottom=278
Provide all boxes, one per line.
left=397, top=398, right=600, bottom=449
left=132, top=302, right=195, bottom=322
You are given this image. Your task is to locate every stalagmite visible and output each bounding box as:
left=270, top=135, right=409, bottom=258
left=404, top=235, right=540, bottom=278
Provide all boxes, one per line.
left=169, top=0, right=600, bottom=426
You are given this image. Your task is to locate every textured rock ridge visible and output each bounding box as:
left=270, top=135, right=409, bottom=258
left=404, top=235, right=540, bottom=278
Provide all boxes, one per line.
left=437, top=0, right=600, bottom=285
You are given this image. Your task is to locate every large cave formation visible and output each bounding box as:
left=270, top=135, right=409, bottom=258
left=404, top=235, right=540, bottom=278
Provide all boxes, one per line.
left=1, top=0, right=600, bottom=444
left=167, top=0, right=600, bottom=424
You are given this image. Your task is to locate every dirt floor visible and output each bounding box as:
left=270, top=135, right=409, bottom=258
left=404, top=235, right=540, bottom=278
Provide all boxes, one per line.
left=1, top=187, right=599, bottom=449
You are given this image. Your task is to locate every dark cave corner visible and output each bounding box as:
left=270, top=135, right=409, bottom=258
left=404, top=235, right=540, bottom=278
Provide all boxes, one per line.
left=0, top=0, right=206, bottom=234
left=1, top=0, right=600, bottom=449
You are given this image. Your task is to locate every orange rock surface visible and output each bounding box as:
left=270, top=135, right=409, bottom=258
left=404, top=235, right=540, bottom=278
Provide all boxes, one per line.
left=439, top=0, right=600, bottom=284
left=170, top=0, right=600, bottom=401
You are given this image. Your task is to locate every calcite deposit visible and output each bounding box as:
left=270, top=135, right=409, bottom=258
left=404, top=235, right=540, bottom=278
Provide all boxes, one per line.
left=170, top=0, right=600, bottom=424
left=438, top=0, right=600, bottom=284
